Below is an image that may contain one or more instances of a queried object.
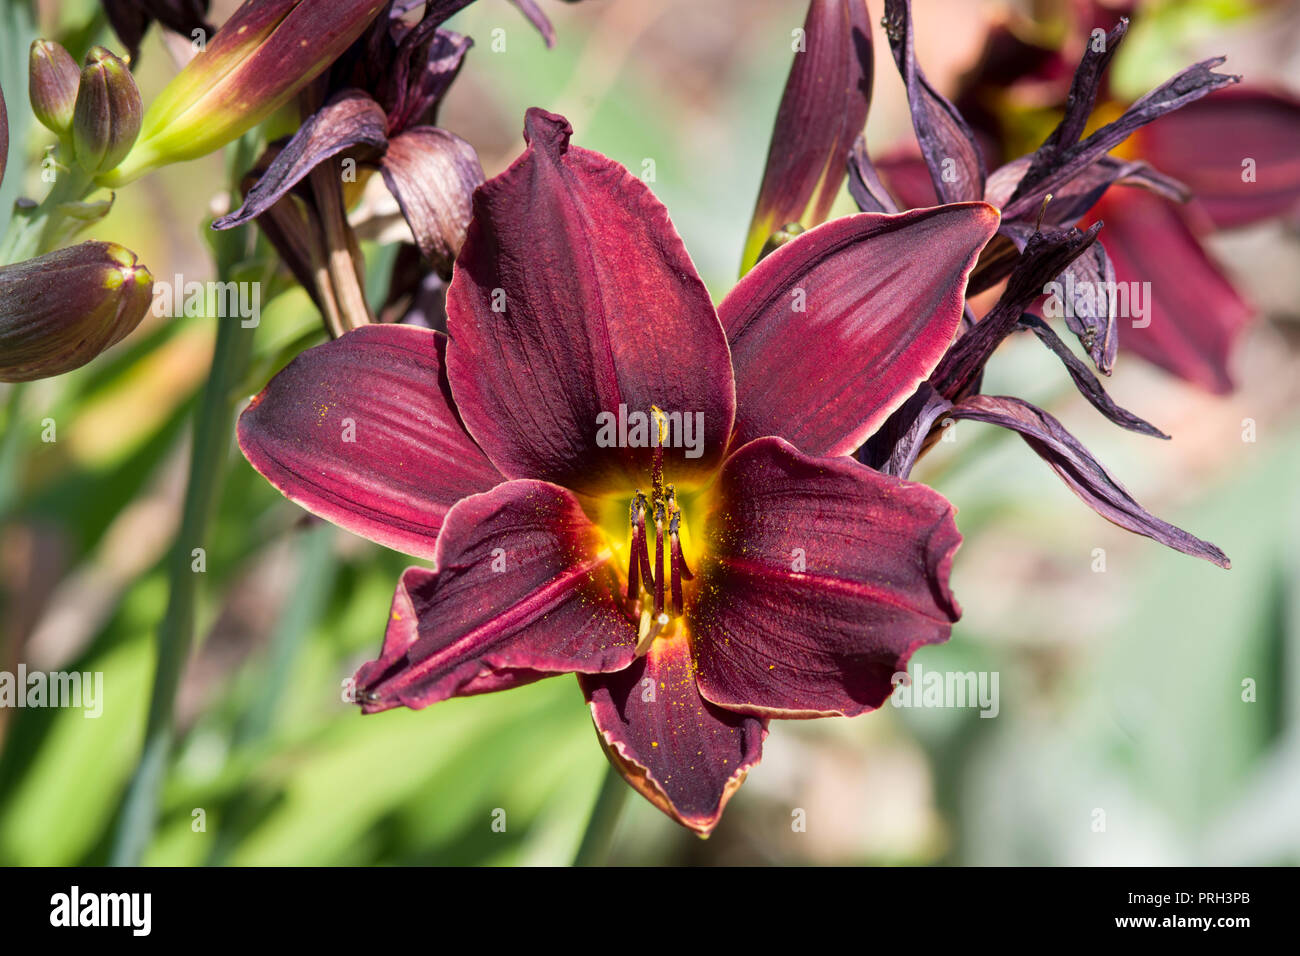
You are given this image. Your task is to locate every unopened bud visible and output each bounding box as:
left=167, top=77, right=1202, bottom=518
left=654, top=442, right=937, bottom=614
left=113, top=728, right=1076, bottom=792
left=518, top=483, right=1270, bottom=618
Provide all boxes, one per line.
left=72, top=46, right=142, bottom=175
left=0, top=241, right=153, bottom=382
left=29, top=39, right=81, bottom=136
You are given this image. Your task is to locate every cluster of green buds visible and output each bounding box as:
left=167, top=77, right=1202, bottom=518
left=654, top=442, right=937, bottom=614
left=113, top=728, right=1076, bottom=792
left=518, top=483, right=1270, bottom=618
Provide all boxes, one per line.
left=29, top=40, right=143, bottom=177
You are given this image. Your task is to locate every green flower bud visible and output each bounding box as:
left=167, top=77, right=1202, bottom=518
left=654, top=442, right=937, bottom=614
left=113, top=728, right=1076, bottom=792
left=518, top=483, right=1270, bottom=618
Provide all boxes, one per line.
left=0, top=241, right=153, bottom=382
left=29, top=39, right=81, bottom=136
left=72, top=46, right=143, bottom=175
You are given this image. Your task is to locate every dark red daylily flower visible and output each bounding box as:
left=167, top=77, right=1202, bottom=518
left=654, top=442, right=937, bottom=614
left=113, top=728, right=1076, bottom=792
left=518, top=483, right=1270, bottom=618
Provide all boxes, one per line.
left=237, top=107, right=999, bottom=833
left=875, top=0, right=1300, bottom=392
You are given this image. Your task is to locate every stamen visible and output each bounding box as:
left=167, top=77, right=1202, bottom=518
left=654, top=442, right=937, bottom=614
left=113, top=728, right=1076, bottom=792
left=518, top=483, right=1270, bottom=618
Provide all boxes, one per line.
left=669, top=510, right=684, bottom=616
left=653, top=502, right=666, bottom=617
left=1035, top=193, right=1053, bottom=233
left=666, top=485, right=694, bottom=582
left=626, top=498, right=642, bottom=602
left=634, top=491, right=653, bottom=585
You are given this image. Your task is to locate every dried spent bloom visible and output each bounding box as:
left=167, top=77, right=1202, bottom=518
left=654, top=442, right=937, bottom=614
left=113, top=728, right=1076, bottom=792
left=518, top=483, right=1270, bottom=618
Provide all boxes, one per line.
left=214, top=2, right=486, bottom=280
left=237, top=108, right=1000, bottom=833
left=844, top=0, right=1231, bottom=569
left=870, top=0, right=1295, bottom=392
left=0, top=241, right=154, bottom=382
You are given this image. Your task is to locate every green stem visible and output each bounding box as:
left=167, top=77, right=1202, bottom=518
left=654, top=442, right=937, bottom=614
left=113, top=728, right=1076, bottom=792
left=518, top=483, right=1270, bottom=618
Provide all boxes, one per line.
left=108, top=310, right=254, bottom=866
left=108, top=137, right=259, bottom=866
left=572, top=761, right=629, bottom=867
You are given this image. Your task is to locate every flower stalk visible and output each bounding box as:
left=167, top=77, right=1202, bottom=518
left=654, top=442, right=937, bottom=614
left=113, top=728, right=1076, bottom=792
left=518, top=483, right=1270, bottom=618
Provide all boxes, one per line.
left=108, top=134, right=261, bottom=866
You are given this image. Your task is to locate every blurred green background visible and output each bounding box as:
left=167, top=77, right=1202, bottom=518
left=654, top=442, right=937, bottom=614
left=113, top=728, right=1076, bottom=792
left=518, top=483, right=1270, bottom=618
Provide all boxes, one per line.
left=0, top=0, right=1297, bottom=865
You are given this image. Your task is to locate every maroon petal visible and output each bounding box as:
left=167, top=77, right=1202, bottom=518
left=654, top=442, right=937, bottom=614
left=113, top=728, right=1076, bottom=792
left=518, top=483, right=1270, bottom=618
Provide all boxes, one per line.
left=379, top=126, right=484, bottom=279
left=689, top=436, right=961, bottom=718
left=356, top=479, right=638, bottom=713
left=881, top=0, right=986, bottom=203
left=741, top=0, right=874, bottom=271
left=237, top=324, right=502, bottom=559
left=580, top=632, right=766, bottom=835
left=214, top=89, right=388, bottom=230
left=948, top=395, right=1229, bottom=567
left=1089, top=190, right=1251, bottom=394
left=721, top=204, right=999, bottom=457
left=874, top=150, right=938, bottom=210
left=1136, top=85, right=1300, bottom=230
left=445, top=108, right=735, bottom=497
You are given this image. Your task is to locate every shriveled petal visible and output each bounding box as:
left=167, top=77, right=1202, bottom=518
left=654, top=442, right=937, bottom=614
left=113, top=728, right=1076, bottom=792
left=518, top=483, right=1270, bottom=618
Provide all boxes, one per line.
left=237, top=324, right=502, bottom=560
left=881, top=0, right=986, bottom=203
left=932, top=221, right=1103, bottom=402
left=948, top=395, right=1229, bottom=567
left=1018, top=315, right=1167, bottom=438
left=1090, top=190, right=1250, bottom=394
left=1003, top=57, right=1239, bottom=220
left=1014, top=18, right=1129, bottom=199
left=856, top=382, right=954, bottom=479
left=214, top=89, right=388, bottom=230
left=846, top=135, right=900, bottom=214
left=379, top=126, right=484, bottom=279
left=445, top=108, right=735, bottom=496
left=741, top=0, right=874, bottom=272
left=356, top=480, right=637, bottom=713
left=1041, top=225, right=1120, bottom=374
left=1136, top=85, right=1300, bottom=230
left=689, top=436, right=961, bottom=718
left=721, top=204, right=999, bottom=457
left=376, top=22, right=471, bottom=131
left=581, top=632, right=766, bottom=835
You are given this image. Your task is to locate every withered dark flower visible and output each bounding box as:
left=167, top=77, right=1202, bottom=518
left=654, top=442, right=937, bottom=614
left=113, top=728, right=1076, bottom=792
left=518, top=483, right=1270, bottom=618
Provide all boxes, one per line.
left=214, top=1, right=485, bottom=281
left=873, top=0, right=1298, bottom=393
left=847, top=0, right=1229, bottom=568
